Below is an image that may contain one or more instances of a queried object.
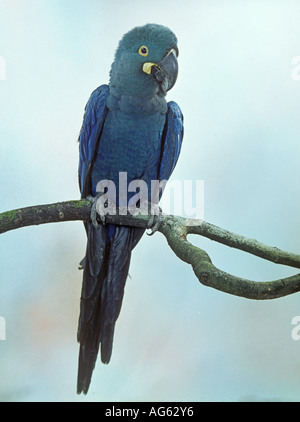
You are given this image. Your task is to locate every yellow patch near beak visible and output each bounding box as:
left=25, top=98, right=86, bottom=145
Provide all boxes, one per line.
left=142, top=62, right=158, bottom=74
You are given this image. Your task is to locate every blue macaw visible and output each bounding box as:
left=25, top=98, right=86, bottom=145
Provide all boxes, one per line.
left=77, top=23, right=183, bottom=394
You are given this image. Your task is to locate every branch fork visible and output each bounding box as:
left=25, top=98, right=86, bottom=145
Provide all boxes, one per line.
left=1, top=199, right=299, bottom=300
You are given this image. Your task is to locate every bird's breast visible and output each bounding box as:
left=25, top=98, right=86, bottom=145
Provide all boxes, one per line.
left=91, top=108, right=166, bottom=194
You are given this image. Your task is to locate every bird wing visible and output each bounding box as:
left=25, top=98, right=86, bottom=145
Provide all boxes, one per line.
left=78, top=84, right=109, bottom=198
left=159, top=101, right=184, bottom=182
left=77, top=84, right=110, bottom=394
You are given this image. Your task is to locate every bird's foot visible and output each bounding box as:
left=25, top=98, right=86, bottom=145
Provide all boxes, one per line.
left=87, top=195, right=106, bottom=229
left=146, top=203, right=163, bottom=236
left=78, top=257, right=85, bottom=270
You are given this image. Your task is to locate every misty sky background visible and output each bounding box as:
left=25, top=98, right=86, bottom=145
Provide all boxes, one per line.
left=0, top=0, right=300, bottom=401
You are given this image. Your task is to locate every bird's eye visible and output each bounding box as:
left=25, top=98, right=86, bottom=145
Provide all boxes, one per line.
left=138, top=45, right=149, bottom=57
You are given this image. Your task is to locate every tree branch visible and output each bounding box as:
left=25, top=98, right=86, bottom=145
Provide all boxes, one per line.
left=1, top=199, right=300, bottom=300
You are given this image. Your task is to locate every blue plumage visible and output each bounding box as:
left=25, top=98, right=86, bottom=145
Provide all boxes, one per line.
left=78, top=85, right=109, bottom=198
left=77, top=24, right=183, bottom=394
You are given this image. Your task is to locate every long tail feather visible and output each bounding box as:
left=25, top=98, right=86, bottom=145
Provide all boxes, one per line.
left=77, top=223, right=144, bottom=394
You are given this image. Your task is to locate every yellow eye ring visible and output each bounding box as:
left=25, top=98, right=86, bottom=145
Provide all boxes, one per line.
left=138, top=45, right=149, bottom=57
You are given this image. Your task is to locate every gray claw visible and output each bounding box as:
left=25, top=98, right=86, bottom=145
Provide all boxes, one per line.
left=147, top=206, right=162, bottom=236
left=87, top=195, right=105, bottom=229
left=78, top=257, right=85, bottom=270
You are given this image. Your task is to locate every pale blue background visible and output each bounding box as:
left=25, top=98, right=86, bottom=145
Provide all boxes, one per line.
left=0, top=0, right=300, bottom=402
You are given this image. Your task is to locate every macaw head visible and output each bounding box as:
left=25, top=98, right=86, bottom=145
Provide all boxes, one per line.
left=109, top=24, right=179, bottom=99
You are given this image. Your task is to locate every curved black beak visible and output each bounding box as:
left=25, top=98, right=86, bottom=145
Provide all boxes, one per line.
left=143, top=49, right=179, bottom=92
